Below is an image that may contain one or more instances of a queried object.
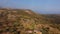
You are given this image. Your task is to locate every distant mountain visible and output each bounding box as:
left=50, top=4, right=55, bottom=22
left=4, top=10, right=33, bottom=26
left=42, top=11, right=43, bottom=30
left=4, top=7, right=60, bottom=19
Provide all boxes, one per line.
left=34, top=10, right=60, bottom=14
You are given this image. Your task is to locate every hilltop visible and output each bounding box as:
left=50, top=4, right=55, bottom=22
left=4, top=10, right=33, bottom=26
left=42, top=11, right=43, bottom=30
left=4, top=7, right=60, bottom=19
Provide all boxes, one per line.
left=0, top=8, right=60, bottom=34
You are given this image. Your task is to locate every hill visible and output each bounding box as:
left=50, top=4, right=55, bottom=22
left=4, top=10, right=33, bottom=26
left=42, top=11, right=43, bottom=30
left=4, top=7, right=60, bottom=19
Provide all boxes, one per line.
left=0, top=8, right=60, bottom=34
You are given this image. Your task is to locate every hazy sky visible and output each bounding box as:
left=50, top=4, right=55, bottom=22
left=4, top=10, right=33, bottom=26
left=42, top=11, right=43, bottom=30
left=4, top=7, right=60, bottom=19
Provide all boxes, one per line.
left=0, top=0, right=60, bottom=14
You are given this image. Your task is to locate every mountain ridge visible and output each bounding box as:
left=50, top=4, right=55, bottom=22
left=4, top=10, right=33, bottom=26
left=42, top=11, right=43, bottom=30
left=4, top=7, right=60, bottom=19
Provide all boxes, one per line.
left=0, top=8, right=60, bottom=34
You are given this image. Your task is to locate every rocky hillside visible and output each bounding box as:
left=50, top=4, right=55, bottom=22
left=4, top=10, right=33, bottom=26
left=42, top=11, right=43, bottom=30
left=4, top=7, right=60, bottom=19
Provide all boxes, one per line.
left=0, top=8, right=60, bottom=34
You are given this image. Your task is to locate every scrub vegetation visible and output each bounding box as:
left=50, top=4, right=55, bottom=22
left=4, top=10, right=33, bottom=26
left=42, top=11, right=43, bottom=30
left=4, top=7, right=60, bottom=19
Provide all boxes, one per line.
left=0, top=8, right=60, bottom=34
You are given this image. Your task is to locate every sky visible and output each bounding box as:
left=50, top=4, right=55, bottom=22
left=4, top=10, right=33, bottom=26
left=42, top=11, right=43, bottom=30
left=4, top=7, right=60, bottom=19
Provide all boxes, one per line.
left=0, top=0, right=60, bottom=14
